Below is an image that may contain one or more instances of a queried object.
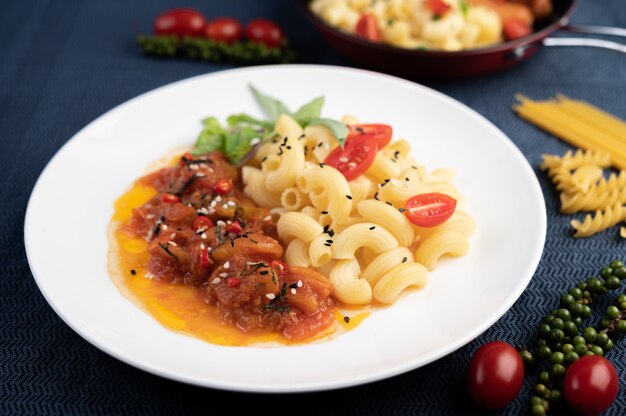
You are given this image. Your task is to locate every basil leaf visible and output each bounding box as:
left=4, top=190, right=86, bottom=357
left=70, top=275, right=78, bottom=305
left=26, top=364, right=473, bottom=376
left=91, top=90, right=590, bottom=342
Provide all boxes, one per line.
left=227, top=113, right=275, bottom=131
left=306, top=118, right=349, bottom=148
left=459, top=0, right=468, bottom=16
left=193, top=116, right=225, bottom=155
left=291, top=96, right=324, bottom=121
left=249, top=84, right=290, bottom=121
left=223, top=126, right=261, bottom=164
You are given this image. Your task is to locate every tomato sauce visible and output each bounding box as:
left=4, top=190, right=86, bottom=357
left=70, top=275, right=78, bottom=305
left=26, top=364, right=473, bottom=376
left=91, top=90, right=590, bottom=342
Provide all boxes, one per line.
left=110, top=151, right=339, bottom=345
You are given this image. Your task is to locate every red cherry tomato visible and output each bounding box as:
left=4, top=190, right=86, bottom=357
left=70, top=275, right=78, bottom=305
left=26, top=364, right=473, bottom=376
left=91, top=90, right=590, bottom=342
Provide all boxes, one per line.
left=227, top=222, right=243, bottom=235
left=324, top=136, right=378, bottom=181
left=404, top=192, right=456, bottom=227
left=193, top=216, right=213, bottom=231
left=503, top=19, right=532, bottom=41
left=426, top=0, right=451, bottom=16
left=154, top=8, right=206, bottom=37
left=348, top=124, right=392, bottom=148
left=245, top=19, right=284, bottom=48
left=564, top=355, right=618, bottom=415
left=162, top=193, right=180, bottom=204
left=213, top=178, right=234, bottom=195
left=270, top=259, right=289, bottom=277
left=355, top=14, right=381, bottom=42
left=467, top=341, right=524, bottom=409
left=205, top=17, right=243, bottom=44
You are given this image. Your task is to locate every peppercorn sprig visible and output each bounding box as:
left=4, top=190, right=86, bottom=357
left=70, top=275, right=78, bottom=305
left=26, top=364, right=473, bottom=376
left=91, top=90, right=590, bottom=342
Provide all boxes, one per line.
left=518, top=260, right=626, bottom=415
left=137, top=35, right=296, bottom=64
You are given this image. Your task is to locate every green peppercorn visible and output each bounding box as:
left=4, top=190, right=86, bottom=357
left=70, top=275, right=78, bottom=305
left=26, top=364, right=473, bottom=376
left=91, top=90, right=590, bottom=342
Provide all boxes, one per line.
left=591, top=345, right=604, bottom=356
left=614, top=266, right=626, bottom=279
left=605, top=276, right=621, bottom=290
left=606, top=305, right=620, bottom=319
left=535, top=383, right=549, bottom=397
left=538, top=371, right=550, bottom=384
left=583, top=326, right=597, bottom=342
left=531, top=396, right=544, bottom=406
left=610, top=259, right=624, bottom=269
left=587, top=277, right=603, bottom=293
left=561, top=343, right=574, bottom=353
left=600, top=267, right=613, bottom=279
left=520, top=350, right=535, bottom=366
left=605, top=339, right=613, bottom=351
left=620, top=302, right=626, bottom=311
left=551, top=363, right=566, bottom=377
left=580, top=304, right=592, bottom=318
left=573, top=335, right=586, bottom=345
left=574, top=343, right=588, bottom=355
left=577, top=282, right=587, bottom=290
left=548, top=389, right=561, bottom=402
left=551, top=318, right=565, bottom=330
left=600, top=318, right=611, bottom=329
left=531, top=404, right=546, bottom=416
left=586, top=350, right=594, bottom=356
left=538, top=345, right=552, bottom=359
left=564, top=321, right=578, bottom=335
left=565, top=351, right=580, bottom=364
left=569, top=302, right=583, bottom=316
left=550, top=351, right=565, bottom=365
left=551, top=328, right=565, bottom=342
left=617, top=319, right=626, bottom=333
left=618, top=294, right=626, bottom=304
left=543, top=314, right=555, bottom=324
left=596, top=332, right=610, bottom=347
left=570, top=287, right=583, bottom=299
left=573, top=316, right=583, bottom=327
left=539, top=323, right=551, bottom=337
left=536, top=338, right=548, bottom=347
left=556, top=308, right=571, bottom=321
left=560, top=293, right=575, bottom=307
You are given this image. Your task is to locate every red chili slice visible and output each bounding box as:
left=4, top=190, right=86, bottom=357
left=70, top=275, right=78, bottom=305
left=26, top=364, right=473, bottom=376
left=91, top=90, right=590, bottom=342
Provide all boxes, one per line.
left=162, top=193, right=180, bottom=203
left=355, top=13, right=381, bottom=42
left=179, top=152, right=193, bottom=166
left=193, top=216, right=213, bottom=231
left=227, top=222, right=243, bottom=235
left=213, top=178, right=234, bottom=195
left=426, top=0, right=451, bottom=16
left=270, top=259, right=289, bottom=277
left=200, top=248, right=211, bottom=267
left=348, top=124, right=392, bottom=148
left=226, top=277, right=240, bottom=288
left=323, top=136, right=378, bottom=181
left=404, top=192, right=456, bottom=227
left=503, top=18, right=532, bottom=41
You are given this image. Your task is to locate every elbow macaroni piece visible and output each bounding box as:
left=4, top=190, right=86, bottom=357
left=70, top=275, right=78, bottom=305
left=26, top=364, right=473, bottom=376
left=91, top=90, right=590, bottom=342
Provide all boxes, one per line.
left=373, top=262, right=428, bottom=304
left=360, top=246, right=413, bottom=285
left=277, top=212, right=324, bottom=243
left=356, top=200, right=414, bottom=246
left=285, top=239, right=311, bottom=267
left=329, top=259, right=372, bottom=305
left=414, top=231, right=470, bottom=271
left=333, top=222, right=399, bottom=259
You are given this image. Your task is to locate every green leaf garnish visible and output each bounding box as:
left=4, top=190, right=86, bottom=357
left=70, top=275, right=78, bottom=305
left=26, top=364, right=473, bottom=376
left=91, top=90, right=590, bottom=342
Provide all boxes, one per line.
left=459, top=0, right=469, bottom=16
left=291, top=96, right=324, bottom=121
left=193, top=117, right=225, bottom=155
left=305, top=118, right=349, bottom=148
left=223, top=126, right=261, bottom=164
left=249, top=84, right=290, bottom=121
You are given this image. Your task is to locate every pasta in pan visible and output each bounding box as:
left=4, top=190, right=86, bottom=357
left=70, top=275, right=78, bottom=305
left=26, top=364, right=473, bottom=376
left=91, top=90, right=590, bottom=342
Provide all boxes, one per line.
left=244, top=114, right=475, bottom=305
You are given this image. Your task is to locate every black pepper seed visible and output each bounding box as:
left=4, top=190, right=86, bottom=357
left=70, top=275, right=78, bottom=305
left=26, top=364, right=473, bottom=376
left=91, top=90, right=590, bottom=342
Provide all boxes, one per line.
left=321, top=211, right=328, bottom=214
left=369, top=226, right=376, bottom=230
left=402, top=257, right=408, bottom=263
left=344, top=316, right=350, bottom=323
left=346, top=195, right=352, bottom=200
left=130, top=269, right=136, bottom=275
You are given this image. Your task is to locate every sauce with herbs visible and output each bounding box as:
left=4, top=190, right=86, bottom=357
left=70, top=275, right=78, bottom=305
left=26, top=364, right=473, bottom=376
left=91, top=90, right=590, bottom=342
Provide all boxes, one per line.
left=110, top=151, right=337, bottom=344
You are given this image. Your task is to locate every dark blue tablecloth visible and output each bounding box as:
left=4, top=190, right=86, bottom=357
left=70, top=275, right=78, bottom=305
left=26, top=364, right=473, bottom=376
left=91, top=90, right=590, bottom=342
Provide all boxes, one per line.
left=2, top=0, right=626, bottom=414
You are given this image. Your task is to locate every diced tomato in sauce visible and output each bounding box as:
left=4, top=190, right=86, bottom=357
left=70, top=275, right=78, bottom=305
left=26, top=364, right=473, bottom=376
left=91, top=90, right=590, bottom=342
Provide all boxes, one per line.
left=120, top=151, right=335, bottom=341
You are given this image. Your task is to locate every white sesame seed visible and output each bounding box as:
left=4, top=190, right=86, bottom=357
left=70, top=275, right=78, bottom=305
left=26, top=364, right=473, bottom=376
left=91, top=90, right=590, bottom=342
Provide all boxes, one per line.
left=222, top=204, right=229, bottom=209
left=170, top=233, right=176, bottom=239
left=263, top=215, right=272, bottom=221
left=198, top=207, right=209, bottom=215
left=210, top=200, right=217, bottom=208
left=219, top=272, right=228, bottom=278
left=200, top=243, right=206, bottom=250
left=363, top=146, right=370, bottom=152
left=146, top=214, right=155, bottom=219
left=290, top=288, right=297, bottom=295
left=162, top=224, right=168, bottom=230
left=208, top=208, right=216, bottom=215
left=145, top=272, right=155, bottom=280
left=339, top=156, right=349, bottom=163
left=224, top=261, right=230, bottom=269
left=348, top=162, right=357, bottom=169
left=324, top=143, right=330, bottom=150
left=215, top=196, right=222, bottom=202
left=217, top=220, right=226, bottom=227
left=211, top=278, right=221, bottom=284
left=195, top=172, right=205, bottom=177
left=250, top=138, right=261, bottom=146
left=266, top=293, right=276, bottom=300
left=201, top=233, right=207, bottom=239
left=297, top=280, right=303, bottom=287
left=168, top=241, right=177, bottom=246
left=228, top=201, right=236, bottom=207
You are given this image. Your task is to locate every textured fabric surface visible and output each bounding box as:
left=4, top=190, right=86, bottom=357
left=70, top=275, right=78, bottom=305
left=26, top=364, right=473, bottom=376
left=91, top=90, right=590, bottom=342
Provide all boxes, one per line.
left=2, top=0, right=626, bottom=414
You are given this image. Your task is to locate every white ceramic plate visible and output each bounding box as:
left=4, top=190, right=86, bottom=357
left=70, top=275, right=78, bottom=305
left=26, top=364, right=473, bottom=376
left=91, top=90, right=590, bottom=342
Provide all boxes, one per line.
left=25, top=65, right=546, bottom=393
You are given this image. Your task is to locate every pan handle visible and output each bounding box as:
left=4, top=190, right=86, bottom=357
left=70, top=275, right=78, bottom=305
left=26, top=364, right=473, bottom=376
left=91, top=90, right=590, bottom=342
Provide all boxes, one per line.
left=543, top=37, right=626, bottom=54
left=564, top=25, right=626, bottom=38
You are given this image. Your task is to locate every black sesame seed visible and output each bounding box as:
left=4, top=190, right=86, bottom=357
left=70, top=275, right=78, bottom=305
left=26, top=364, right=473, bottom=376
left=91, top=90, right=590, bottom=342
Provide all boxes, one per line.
left=402, top=257, right=408, bottom=263
left=398, top=207, right=405, bottom=213
left=130, top=269, right=136, bottom=275
left=344, top=316, right=350, bottom=323
left=286, top=145, right=291, bottom=150
left=386, top=201, right=393, bottom=206
left=346, top=195, right=352, bottom=200
left=261, top=156, right=268, bottom=162
left=317, top=142, right=323, bottom=148
left=326, top=239, right=333, bottom=243
left=321, top=211, right=328, bottom=214
left=369, top=226, right=376, bottom=230
left=260, top=270, right=269, bottom=275
left=324, top=243, right=331, bottom=247
left=319, top=163, right=325, bottom=168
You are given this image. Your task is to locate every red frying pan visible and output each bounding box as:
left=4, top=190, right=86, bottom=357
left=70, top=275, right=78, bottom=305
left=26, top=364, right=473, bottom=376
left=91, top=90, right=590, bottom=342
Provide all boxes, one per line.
left=294, top=0, right=625, bottom=78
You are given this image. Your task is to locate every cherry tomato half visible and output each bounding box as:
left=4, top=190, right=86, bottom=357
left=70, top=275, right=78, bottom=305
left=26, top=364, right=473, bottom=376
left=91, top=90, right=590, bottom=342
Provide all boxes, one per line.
left=193, top=216, right=213, bottom=232
left=154, top=8, right=206, bottom=37
left=348, top=124, right=392, bottom=148
left=404, top=192, right=456, bottom=227
left=564, top=355, right=618, bottom=415
left=205, top=17, right=243, bottom=44
left=426, top=0, right=451, bottom=16
left=324, top=136, right=378, bottom=181
left=503, top=18, right=532, bottom=41
left=355, top=14, right=381, bottom=42
left=245, top=19, right=284, bottom=48
left=213, top=178, right=234, bottom=195
left=467, top=341, right=524, bottom=409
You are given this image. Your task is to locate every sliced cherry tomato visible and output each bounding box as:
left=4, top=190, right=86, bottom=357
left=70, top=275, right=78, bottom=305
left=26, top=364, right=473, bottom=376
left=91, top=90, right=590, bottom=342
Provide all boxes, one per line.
left=245, top=19, right=284, bottom=48
left=226, top=277, right=240, bottom=288
left=426, top=0, right=451, bottom=16
left=348, top=124, right=392, bottom=148
left=270, top=259, right=289, bottom=277
left=200, top=247, right=211, bottom=268
left=193, top=216, right=213, bottom=231
left=154, top=8, right=206, bottom=37
left=227, top=222, right=243, bottom=235
left=205, top=17, right=243, bottom=44
left=564, top=356, right=618, bottom=415
left=355, top=14, right=381, bottom=42
left=404, top=192, right=456, bottom=227
left=213, top=178, right=234, bottom=195
left=162, top=193, right=180, bottom=204
left=503, top=18, right=532, bottom=41
left=323, top=136, right=378, bottom=181
left=467, top=341, right=524, bottom=409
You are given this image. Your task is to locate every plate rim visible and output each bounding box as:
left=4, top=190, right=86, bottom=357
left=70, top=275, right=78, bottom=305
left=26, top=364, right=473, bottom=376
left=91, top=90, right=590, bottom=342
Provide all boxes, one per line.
left=24, top=64, right=547, bottom=393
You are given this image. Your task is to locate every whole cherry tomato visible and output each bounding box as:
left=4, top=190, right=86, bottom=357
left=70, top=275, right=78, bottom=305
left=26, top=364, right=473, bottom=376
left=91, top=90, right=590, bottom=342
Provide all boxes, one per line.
left=347, top=124, right=392, bottom=148
left=205, top=17, right=243, bottom=44
left=564, top=355, right=618, bottom=415
left=324, top=135, right=378, bottom=181
left=503, top=18, right=532, bottom=41
left=467, top=341, right=524, bottom=409
left=355, top=14, right=381, bottom=42
left=404, top=193, right=456, bottom=227
left=154, top=8, right=206, bottom=37
left=245, top=19, right=284, bottom=48
left=426, top=0, right=451, bottom=16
